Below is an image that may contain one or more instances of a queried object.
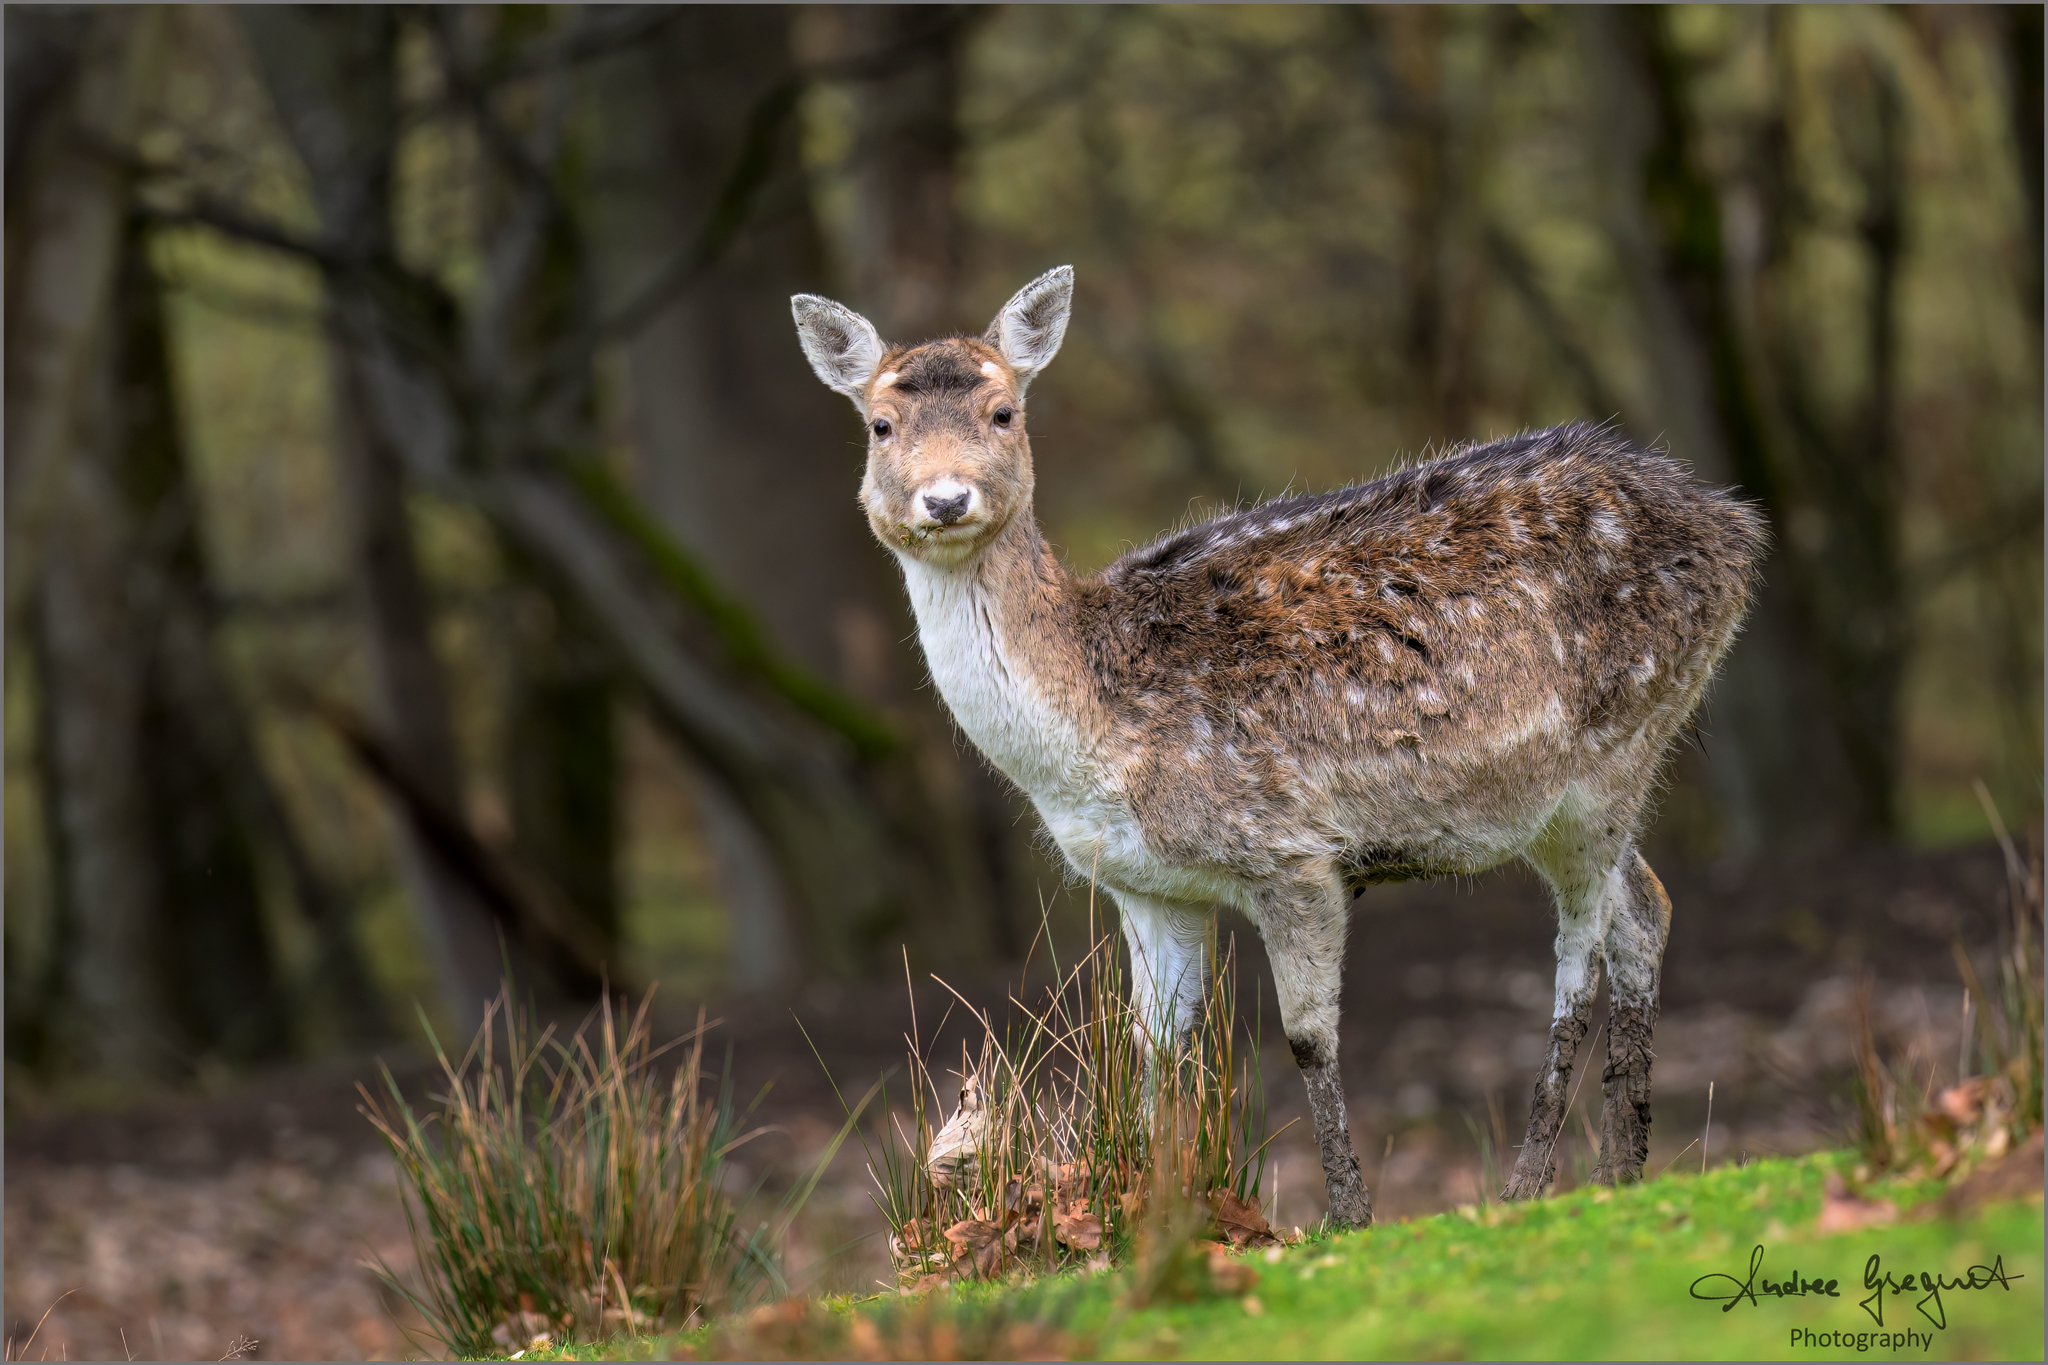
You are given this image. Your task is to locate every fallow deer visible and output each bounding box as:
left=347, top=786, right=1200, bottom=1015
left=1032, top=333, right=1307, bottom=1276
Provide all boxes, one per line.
left=792, top=266, right=1765, bottom=1225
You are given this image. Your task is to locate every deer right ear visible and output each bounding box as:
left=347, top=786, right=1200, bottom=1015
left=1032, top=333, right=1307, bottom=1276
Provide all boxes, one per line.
left=792, top=295, right=885, bottom=409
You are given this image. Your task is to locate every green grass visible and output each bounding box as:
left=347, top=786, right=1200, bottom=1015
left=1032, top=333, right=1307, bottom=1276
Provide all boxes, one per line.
left=530, top=1150, right=2042, bottom=1360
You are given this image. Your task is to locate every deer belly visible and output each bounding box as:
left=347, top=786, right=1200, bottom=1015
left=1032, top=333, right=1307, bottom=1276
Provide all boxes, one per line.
left=1034, top=791, right=1238, bottom=904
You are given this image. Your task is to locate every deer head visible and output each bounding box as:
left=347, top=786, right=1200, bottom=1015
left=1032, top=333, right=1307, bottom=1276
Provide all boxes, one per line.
left=793, top=266, right=1073, bottom=568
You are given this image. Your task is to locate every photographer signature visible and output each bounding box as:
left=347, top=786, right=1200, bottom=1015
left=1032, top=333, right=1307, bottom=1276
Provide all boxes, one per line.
left=1857, top=1252, right=2024, bottom=1329
left=1690, top=1246, right=2024, bottom=1329
left=1690, top=1245, right=1839, bottom=1311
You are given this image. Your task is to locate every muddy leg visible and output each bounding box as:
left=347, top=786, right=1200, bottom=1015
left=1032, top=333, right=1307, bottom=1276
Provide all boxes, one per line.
left=1594, top=852, right=1671, bottom=1186
left=1260, top=869, right=1371, bottom=1227
left=1502, top=955, right=1601, bottom=1200
left=1509, top=828, right=1628, bottom=1200
left=1292, top=1034, right=1372, bottom=1227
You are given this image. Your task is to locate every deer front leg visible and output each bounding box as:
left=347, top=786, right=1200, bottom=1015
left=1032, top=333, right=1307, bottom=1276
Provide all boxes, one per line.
left=1116, top=892, right=1210, bottom=1083
left=1503, top=909, right=1603, bottom=1200
left=1259, top=872, right=1371, bottom=1228
left=1596, top=852, right=1672, bottom=1185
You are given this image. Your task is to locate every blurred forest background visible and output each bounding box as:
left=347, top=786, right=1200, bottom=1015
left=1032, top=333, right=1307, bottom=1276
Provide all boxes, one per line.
left=4, top=2, right=2041, bottom=1088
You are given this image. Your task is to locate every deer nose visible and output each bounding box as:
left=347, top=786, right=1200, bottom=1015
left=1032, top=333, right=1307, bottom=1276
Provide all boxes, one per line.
left=923, top=491, right=971, bottom=525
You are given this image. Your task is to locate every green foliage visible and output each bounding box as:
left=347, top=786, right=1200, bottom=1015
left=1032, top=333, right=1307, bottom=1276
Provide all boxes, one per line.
left=560, top=1150, right=2045, bottom=1361
left=359, top=984, right=798, bottom=1357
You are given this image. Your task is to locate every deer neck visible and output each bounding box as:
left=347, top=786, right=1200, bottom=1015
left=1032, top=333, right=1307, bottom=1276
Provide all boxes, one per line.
left=894, top=512, right=1101, bottom=802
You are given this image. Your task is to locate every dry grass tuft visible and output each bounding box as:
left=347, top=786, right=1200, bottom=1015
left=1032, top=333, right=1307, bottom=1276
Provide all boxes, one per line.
left=844, top=920, right=1288, bottom=1293
left=1854, top=798, right=2043, bottom=1180
left=359, top=983, right=828, bottom=1357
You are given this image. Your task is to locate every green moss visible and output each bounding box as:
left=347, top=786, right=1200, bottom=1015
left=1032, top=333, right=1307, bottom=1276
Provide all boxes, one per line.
left=530, top=1151, right=2043, bottom=1361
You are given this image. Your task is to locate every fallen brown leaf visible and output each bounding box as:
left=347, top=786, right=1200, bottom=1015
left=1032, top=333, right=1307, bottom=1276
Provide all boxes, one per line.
left=1210, top=1188, right=1280, bottom=1248
left=1817, top=1172, right=1898, bottom=1234
left=1054, top=1208, right=1103, bottom=1250
left=1935, top=1129, right=2045, bottom=1217
left=942, top=1218, right=1001, bottom=1254
left=1936, top=1077, right=1992, bottom=1126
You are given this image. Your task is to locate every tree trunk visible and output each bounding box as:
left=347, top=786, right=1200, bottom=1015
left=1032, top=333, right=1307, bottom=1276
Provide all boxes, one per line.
left=240, top=6, right=512, bottom=1031
left=1731, top=12, right=1912, bottom=840
left=4, top=7, right=164, bottom=628
left=456, top=6, right=625, bottom=990
left=114, top=216, right=293, bottom=1064
left=10, top=7, right=382, bottom=1067
left=36, top=290, right=174, bottom=1078
left=1578, top=6, right=1852, bottom=856
left=11, top=5, right=294, bottom=1078
left=832, top=5, right=969, bottom=341
left=503, top=567, right=622, bottom=976
left=2004, top=5, right=2043, bottom=335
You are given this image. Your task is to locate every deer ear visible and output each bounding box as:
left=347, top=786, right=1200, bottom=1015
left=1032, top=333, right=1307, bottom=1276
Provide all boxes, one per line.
left=792, top=294, right=885, bottom=409
left=984, top=265, right=1072, bottom=397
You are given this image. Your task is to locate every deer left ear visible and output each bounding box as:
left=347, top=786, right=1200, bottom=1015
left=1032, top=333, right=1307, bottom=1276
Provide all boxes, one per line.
left=792, top=294, right=886, bottom=410
left=984, top=265, right=1072, bottom=397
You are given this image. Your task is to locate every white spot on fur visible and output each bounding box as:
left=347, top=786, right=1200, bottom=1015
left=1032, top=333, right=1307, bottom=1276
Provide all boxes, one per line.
left=981, top=360, right=1001, bottom=377
left=1589, top=510, right=1627, bottom=546
left=876, top=370, right=898, bottom=387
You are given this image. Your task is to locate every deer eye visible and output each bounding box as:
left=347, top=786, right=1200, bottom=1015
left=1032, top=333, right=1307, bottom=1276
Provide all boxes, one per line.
left=992, top=406, right=1014, bottom=429
left=871, top=417, right=892, bottom=439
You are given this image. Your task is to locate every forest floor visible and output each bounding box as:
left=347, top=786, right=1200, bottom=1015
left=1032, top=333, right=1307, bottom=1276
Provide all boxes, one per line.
left=3, top=841, right=2019, bottom=1360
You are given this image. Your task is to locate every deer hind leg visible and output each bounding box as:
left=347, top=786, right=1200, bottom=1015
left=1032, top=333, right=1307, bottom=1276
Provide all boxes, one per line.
left=1502, top=900, right=1606, bottom=1199
left=1257, top=867, right=1371, bottom=1228
left=1505, top=816, right=1631, bottom=1200
left=1595, top=850, right=1672, bottom=1186
left=1116, top=892, right=1211, bottom=1076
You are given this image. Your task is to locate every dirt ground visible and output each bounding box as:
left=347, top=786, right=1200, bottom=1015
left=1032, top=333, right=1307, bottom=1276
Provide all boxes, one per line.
left=4, top=841, right=2020, bottom=1360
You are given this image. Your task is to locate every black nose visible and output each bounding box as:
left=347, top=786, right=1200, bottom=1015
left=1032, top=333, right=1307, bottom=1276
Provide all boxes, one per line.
left=923, top=491, right=970, bottom=525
